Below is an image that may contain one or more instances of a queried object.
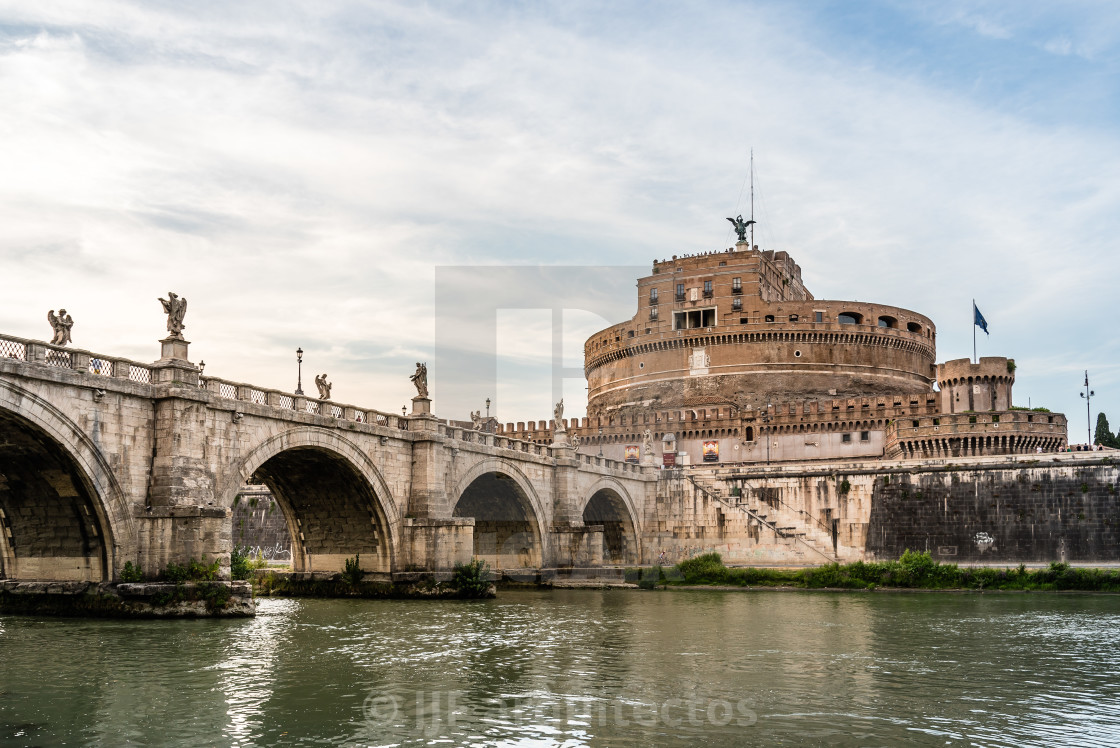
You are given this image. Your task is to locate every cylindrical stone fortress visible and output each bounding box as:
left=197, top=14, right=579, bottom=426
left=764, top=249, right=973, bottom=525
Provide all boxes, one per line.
left=585, top=244, right=937, bottom=416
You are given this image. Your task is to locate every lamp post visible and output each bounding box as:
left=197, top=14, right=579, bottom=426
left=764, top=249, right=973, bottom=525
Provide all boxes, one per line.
left=598, top=427, right=604, bottom=457
left=198, top=360, right=205, bottom=387
left=402, top=405, right=407, bottom=417
left=485, top=397, right=492, bottom=433
left=1080, top=370, right=1095, bottom=446
left=295, top=348, right=304, bottom=395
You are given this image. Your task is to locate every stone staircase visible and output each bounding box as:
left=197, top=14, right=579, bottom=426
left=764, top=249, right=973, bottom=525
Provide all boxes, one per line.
left=680, top=472, right=840, bottom=564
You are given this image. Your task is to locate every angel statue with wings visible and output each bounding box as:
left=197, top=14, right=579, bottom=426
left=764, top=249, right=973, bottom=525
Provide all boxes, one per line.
left=47, top=309, right=74, bottom=346
left=158, top=292, right=188, bottom=338
left=726, top=214, right=755, bottom=243
left=314, top=373, right=332, bottom=400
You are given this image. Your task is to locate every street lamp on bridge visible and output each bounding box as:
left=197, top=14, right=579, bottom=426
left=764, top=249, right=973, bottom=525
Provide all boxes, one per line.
left=295, top=348, right=304, bottom=395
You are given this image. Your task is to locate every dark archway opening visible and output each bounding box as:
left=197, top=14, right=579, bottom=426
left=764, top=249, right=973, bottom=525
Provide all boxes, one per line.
left=0, top=410, right=109, bottom=581
left=250, top=447, right=390, bottom=574
left=453, top=473, right=541, bottom=570
left=583, top=489, right=638, bottom=565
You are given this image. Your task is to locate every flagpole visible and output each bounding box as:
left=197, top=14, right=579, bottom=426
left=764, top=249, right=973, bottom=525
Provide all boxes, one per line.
left=972, top=299, right=976, bottom=363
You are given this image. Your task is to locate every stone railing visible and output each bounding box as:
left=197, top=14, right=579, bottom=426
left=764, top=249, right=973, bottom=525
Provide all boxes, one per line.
left=438, top=424, right=553, bottom=457
left=0, top=332, right=154, bottom=385
left=201, top=376, right=407, bottom=430
left=578, top=452, right=643, bottom=474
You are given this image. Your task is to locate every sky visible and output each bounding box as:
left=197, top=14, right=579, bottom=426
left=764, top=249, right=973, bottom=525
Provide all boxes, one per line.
left=1, top=0, right=1118, bottom=440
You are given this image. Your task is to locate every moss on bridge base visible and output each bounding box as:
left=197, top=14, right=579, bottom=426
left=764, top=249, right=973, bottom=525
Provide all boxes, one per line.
left=0, top=580, right=255, bottom=618
left=251, top=570, right=496, bottom=599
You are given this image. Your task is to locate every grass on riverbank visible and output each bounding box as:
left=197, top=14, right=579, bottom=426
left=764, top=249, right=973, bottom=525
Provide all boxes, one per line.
left=626, top=551, right=1120, bottom=592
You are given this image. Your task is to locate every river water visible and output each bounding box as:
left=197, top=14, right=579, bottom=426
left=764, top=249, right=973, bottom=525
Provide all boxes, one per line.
left=1, top=589, right=1118, bottom=747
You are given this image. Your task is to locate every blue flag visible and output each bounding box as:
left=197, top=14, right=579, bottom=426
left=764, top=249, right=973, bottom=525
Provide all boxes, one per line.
left=973, top=302, right=989, bottom=335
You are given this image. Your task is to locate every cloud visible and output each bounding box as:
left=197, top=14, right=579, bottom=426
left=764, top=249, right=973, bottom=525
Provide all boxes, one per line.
left=1, top=0, right=1119, bottom=427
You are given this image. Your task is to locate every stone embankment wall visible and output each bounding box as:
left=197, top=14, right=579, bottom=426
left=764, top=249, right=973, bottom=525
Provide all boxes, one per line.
left=866, top=457, right=1120, bottom=563
left=231, top=487, right=291, bottom=560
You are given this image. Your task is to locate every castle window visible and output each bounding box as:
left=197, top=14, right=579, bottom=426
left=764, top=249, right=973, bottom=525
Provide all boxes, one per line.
left=907, top=322, right=922, bottom=333
left=732, top=277, right=742, bottom=293
left=842, top=433, right=852, bottom=443
left=650, top=288, right=659, bottom=303
left=860, top=431, right=870, bottom=442
left=814, top=311, right=824, bottom=323
left=764, top=315, right=775, bottom=322
left=649, top=306, right=658, bottom=321
left=740, top=317, right=748, bottom=324
left=703, top=280, right=713, bottom=297
left=732, top=297, right=742, bottom=311
left=838, top=312, right=862, bottom=325
left=676, top=283, right=685, bottom=300
left=673, top=307, right=717, bottom=330
left=789, top=314, right=798, bottom=322
left=878, top=316, right=897, bottom=328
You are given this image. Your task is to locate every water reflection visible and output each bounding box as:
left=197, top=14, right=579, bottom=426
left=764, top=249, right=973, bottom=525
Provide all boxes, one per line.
left=1, top=590, right=1119, bottom=746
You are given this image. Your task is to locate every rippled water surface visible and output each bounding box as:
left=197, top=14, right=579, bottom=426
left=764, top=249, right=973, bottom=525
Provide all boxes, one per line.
left=2, top=590, right=1119, bottom=746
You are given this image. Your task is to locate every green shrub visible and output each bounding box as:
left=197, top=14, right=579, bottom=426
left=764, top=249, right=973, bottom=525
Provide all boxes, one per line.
left=231, top=547, right=252, bottom=580
left=161, top=557, right=220, bottom=582
left=341, top=554, right=364, bottom=587
left=119, top=561, right=144, bottom=583
left=188, top=558, right=220, bottom=581
left=676, top=553, right=728, bottom=585
left=451, top=558, right=492, bottom=597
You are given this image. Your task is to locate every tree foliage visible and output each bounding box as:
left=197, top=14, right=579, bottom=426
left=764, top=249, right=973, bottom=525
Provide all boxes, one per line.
left=1095, top=412, right=1117, bottom=448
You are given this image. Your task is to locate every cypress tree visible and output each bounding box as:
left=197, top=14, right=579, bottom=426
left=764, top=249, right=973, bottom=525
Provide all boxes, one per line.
left=1094, top=412, right=1115, bottom=448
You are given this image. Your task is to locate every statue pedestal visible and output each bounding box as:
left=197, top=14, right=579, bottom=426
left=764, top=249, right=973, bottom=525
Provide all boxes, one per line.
left=551, top=431, right=570, bottom=448
left=152, top=336, right=198, bottom=386
left=159, top=336, right=190, bottom=362
left=736, top=240, right=750, bottom=250
left=411, top=396, right=431, bottom=416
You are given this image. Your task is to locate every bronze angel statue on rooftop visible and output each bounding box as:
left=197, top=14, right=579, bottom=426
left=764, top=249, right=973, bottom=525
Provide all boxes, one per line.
left=158, top=292, right=188, bottom=339
left=726, top=214, right=755, bottom=243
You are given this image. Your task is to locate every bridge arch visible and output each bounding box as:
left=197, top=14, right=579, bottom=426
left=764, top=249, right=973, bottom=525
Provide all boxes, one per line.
left=581, top=477, right=641, bottom=565
left=0, top=381, right=135, bottom=582
left=221, top=428, right=401, bottom=574
left=452, top=458, right=547, bottom=571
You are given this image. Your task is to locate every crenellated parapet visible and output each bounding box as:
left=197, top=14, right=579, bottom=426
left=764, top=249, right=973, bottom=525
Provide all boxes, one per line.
left=936, top=357, right=1015, bottom=414
left=884, top=409, right=1066, bottom=458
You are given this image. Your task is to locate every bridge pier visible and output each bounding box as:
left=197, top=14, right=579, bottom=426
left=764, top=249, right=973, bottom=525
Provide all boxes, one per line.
left=140, top=353, right=230, bottom=577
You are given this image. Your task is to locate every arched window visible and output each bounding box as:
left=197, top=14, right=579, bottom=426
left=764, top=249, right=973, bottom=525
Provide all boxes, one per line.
left=877, top=316, right=897, bottom=328
left=838, top=312, right=862, bottom=325
left=907, top=322, right=922, bottom=333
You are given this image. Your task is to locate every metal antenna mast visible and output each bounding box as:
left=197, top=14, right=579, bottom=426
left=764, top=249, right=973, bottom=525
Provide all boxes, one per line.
left=749, top=149, right=755, bottom=248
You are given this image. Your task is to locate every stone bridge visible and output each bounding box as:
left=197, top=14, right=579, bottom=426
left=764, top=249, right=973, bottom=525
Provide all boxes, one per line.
left=0, top=332, right=655, bottom=583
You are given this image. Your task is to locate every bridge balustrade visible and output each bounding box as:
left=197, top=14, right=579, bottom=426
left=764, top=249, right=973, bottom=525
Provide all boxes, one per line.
left=0, top=332, right=155, bottom=385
